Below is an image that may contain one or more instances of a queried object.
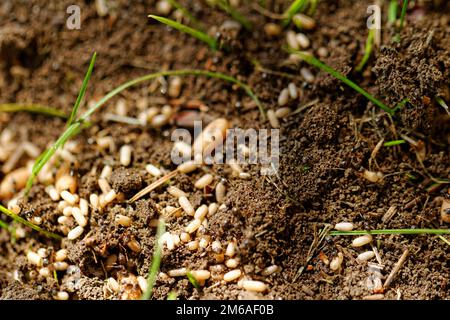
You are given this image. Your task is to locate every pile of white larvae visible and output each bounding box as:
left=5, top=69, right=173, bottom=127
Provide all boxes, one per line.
left=329, top=222, right=380, bottom=272
left=264, top=13, right=330, bottom=129
left=2, top=113, right=280, bottom=299
left=25, top=248, right=71, bottom=300
left=102, top=76, right=181, bottom=129
left=266, top=82, right=300, bottom=129
left=101, top=118, right=278, bottom=299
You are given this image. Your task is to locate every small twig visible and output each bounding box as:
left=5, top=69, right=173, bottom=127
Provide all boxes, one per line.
left=371, top=243, right=383, bottom=265
left=287, top=49, right=396, bottom=115
left=383, top=248, right=409, bottom=289
left=291, top=98, right=319, bottom=116
left=414, top=149, right=449, bottom=184
left=381, top=205, right=397, bottom=223
left=438, top=236, right=450, bottom=246
left=149, top=15, right=218, bottom=50
left=129, top=170, right=178, bottom=203
left=393, top=0, right=409, bottom=42
left=356, top=28, right=375, bottom=72
left=369, top=138, right=384, bottom=170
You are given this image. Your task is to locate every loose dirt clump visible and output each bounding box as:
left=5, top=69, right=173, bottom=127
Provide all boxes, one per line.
left=110, top=168, right=143, bottom=196
left=373, top=19, right=450, bottom=131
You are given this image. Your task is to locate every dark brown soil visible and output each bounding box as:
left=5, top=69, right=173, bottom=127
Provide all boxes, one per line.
left=0, top=0, right=449, bottom=300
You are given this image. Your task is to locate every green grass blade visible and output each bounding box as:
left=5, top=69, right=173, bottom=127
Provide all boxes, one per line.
left=214, top=0, right=252, bottom=31
left=388, top=0, right=398, bottom=24
left=282, top=0, right=308, bottom=26
left=399, top=0, right=409, bottom=30
left=66, top=52, right=97, bottom=126
left=394, top=0, right=409, bottom=42
left=141, top=220, right=166, bottom=300
left=330, top=228, right=450, bottom=236
left=288, top=48, right=395, bottom=114
left=0, top=103, right=67, bottom=118
left=166, top=0, right=204, bottom=30
left=384, top=139, right=406, bottom=147
left=186, top=270, right=200, bottom=289
left=356, top=29, right=375, bottom=72
left=81, top=69, right=265, bottom=121
left=27, top=68, right=264, bottom=192
left=0, top=205, right=62, bottom=239
left=149, top=15, right=218, bottom=50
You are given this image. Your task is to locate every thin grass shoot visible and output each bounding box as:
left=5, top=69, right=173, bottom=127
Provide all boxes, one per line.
left=356, top=28, right=375, bottom=72
left=149, top=15, right=218, bottom=50
left=330, top=228, right=450, bottom=236
left=141, top=219, right=166, bottom=300
left=282, top=0, right=308, bottom=26
left=0, top=204, right=61, bottom=239
left=384, top=139, right=406, bottom=147
left=0, top=103, right=67, bottom=118
left=186, top=270, right=200, bottom=289
left=288, top=48, right=395, bottom=114
left=438, top=235, right=450, bottom=246
left=388, top=0, right=398, bottom=24
left=394, top=0, right=409, bottom=42
left=66, top=53, right=97, bottom=126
